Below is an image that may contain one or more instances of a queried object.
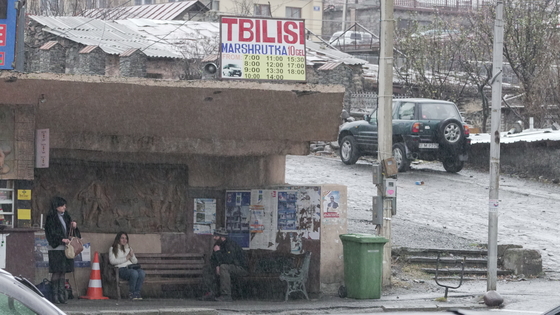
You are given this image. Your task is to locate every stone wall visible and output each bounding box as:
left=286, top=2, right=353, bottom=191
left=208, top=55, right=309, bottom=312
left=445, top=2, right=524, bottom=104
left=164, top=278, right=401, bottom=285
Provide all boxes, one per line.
left=307, top=64, right=364, bottom=112
left=119, top=50, right=147, bottom=78
left=468, top=141, right=560, bottom=181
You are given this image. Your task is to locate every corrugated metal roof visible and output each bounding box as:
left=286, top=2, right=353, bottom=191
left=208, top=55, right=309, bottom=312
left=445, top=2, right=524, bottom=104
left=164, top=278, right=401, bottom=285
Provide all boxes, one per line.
left=30, top=16, right=185, bottom=59
left=40, top=41, right=59, bottom=50
left=29, top=16, right=370, bottom=68
left=81, top=1, right=202, bottom=21
left=201, top=54, right=218, bottom=62
left=305, top=41, right=367, bottom=66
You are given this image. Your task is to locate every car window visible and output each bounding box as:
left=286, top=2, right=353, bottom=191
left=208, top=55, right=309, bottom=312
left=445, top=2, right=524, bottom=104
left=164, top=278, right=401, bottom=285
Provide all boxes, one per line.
left=397, top=102, right=415, bottom=120
left=368, top=110, right=378, bottom=124
left=420, top=103, right=461, bottom=120
left=0, top=292, right=37, bottom=315
left=350, top=33, right=361, bottom=40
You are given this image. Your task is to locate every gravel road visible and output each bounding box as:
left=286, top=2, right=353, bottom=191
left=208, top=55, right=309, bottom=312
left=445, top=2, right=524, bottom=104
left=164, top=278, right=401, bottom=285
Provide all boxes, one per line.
left=285, top=154, right=560, bottom=275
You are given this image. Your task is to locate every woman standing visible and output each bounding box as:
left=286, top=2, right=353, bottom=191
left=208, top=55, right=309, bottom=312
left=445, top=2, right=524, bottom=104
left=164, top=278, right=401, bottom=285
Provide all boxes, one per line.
left=109, top=231, right=145, bottom=300
left=45, top=196, right=80, bottom=304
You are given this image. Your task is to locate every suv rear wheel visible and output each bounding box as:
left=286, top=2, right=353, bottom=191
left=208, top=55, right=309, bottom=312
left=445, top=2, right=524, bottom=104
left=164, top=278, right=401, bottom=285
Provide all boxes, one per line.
left=392, top=142, right=410, bottom=172
left=442, top=157, right=464, bottom=173
left=340, top=135, right=360, bottom=165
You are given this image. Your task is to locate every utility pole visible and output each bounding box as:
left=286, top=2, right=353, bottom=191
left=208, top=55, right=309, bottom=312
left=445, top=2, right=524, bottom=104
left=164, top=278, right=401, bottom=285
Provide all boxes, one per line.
left=488, top=0, right=504, bottom=292
left=15, top=0, right=26, bottom=71
left=377, top=0, right=394, bottom=286
left=341, top=0, right=348, bottom=32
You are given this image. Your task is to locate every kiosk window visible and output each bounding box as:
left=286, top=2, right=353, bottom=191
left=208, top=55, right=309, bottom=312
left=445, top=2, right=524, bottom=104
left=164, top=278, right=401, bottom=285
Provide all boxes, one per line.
left=0, top=0, right=7, bottom=19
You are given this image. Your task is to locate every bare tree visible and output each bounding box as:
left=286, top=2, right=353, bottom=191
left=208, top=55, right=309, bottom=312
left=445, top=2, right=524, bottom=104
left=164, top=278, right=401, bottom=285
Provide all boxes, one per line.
left=229, top=0, right=255, bottom=16
left=453, top=8, right=495, bottom=132
left=502, top=0, right=560, bottom=127
left=394, top=16, right=468, bottom=104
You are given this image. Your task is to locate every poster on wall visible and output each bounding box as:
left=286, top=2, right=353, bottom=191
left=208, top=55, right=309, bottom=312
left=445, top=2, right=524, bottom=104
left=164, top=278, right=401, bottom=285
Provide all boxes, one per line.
left=0, top=107, right=15, bottom=179
left=193, top=198, right=216, bottom=235
left=34, top=233, right=91, bottom=268
left=277, top=191, right=297, bottom=231
left=323, top=190, right=340, bottom=218
left=225, top=190, right=251, bottom=248
left=249, top=190, right=277, bottom=250
left=275, top=187, right=321, bottom=254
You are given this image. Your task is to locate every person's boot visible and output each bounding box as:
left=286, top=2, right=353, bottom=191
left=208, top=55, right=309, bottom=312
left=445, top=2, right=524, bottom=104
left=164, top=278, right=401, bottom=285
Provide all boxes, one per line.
left=58, top=279, right=67, bottom=304
left=50, top=279, right=60, bottom=304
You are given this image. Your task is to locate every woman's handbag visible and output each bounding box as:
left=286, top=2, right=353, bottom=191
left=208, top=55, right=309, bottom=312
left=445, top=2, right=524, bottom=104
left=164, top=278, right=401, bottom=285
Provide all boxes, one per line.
left=127, top=264, right=141, bottom=270
left=64, top=227, right=84, bottom=259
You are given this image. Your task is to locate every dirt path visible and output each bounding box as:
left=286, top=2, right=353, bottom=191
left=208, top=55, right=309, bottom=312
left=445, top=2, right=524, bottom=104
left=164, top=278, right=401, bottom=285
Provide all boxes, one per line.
left=285, top=154, right=560, bottom=275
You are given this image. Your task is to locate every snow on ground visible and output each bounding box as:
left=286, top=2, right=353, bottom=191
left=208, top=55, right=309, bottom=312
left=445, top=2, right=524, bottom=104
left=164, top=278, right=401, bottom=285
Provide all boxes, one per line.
left=285, top=154, right=560, bottom=274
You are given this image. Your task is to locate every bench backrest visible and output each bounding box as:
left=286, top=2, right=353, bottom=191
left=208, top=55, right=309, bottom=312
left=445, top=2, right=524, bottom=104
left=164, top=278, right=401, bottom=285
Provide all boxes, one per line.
left=135, top=253, right=205, bottom=277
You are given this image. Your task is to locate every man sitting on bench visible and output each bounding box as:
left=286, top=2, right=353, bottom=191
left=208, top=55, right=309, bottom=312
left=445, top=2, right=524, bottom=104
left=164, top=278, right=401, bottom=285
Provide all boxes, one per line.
left=200, top=228, right=248, bottom=302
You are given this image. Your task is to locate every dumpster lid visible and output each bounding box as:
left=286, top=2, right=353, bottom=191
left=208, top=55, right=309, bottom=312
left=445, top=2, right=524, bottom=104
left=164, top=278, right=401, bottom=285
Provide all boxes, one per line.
left=339, top=233, right=389, bottom=244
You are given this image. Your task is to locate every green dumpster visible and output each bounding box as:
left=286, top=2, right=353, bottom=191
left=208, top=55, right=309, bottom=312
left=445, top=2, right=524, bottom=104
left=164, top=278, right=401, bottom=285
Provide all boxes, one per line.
left=339, top=234, right=388, bottom=299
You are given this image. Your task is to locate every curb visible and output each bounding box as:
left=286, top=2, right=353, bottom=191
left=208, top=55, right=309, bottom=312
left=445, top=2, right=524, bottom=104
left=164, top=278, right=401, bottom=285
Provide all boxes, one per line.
left=65, top=308, right=219, bottom=315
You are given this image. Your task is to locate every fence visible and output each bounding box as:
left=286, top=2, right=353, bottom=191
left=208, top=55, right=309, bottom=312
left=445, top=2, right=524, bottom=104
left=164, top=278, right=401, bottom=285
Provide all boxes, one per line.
left=394, top=0, right=493, bottom=11
left=349, top=93, right=411, bottom=113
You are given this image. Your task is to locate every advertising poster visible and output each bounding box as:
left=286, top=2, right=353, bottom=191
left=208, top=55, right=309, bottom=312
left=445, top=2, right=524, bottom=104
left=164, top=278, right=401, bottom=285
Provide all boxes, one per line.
left=249, top=190, right=277, bottom=250
left=225, top=191, right=251, bottom=248
left=193, top=198, right=216, bottom=235
left=277, top=191, right=297, bottom=231
left=323, top=190, right=340, bottom=218
left=34, top=233, right=91, bottom=268
left=220, top=16, right=306, bottom=81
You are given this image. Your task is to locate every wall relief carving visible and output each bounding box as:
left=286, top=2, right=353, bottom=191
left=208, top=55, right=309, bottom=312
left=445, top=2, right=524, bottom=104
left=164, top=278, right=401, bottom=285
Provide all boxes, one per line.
left=33, top=161, right=188, bottom=233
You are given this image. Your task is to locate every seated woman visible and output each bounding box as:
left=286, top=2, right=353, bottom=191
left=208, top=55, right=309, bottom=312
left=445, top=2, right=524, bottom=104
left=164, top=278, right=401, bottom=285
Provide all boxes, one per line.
left=109, top=231, right=145, bottom=300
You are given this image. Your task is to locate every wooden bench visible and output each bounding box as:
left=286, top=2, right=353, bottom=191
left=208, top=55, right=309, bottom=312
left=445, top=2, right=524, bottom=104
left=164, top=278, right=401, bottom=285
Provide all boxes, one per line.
left=100, top=252, right=205, bottom=300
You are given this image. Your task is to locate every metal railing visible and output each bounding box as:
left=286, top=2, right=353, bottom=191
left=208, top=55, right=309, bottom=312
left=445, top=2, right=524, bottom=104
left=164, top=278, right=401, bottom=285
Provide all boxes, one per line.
left=394, top=0, right=493, bottom=11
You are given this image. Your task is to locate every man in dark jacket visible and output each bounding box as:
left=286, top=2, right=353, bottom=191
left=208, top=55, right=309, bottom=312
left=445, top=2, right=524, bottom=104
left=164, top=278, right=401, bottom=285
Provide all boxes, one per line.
left=200, top=228, right=248, bottom=302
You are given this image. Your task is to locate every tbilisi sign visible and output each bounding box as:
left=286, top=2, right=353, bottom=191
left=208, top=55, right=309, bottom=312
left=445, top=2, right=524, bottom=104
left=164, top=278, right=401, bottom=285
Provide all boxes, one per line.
left=220, top=16, right=307, bottom=82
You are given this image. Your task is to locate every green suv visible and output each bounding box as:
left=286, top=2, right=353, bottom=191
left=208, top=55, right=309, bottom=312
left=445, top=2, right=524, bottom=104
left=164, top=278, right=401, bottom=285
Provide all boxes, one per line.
left=338, top=98, right=471, bottom=173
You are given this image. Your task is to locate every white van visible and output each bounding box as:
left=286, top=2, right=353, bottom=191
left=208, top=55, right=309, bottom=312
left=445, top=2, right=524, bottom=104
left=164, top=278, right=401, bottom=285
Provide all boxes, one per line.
left=328, top=31, right=375, bottom=46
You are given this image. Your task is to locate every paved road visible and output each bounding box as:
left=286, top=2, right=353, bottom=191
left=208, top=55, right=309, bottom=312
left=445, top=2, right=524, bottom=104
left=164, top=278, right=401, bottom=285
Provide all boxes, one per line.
left=285, top=155, right=560, bottom=275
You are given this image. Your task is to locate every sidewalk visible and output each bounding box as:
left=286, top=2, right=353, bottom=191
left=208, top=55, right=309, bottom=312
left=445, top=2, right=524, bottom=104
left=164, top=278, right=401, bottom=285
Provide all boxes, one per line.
left=56, top=277, right=560, bottom=315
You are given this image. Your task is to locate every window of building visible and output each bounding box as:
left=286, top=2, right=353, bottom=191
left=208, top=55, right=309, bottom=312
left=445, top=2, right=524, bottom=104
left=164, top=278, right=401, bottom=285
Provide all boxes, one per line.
left=285, top=7, right=301, bottom=18
left=0, top=181, right=14, bottom=228
left=211, top=0, right=219, bottom=10
left=135, top=0, right=153, bottom=5
left=254, top=4, right=270, bottom=16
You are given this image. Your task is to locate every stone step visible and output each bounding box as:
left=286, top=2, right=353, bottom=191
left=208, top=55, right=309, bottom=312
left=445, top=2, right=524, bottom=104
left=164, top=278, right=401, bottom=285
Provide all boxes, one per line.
left=394, top=247, right=488, bottom=258
left=408, top=256, right=488, bottom=266
left=422, top=268, right=514, bottom=275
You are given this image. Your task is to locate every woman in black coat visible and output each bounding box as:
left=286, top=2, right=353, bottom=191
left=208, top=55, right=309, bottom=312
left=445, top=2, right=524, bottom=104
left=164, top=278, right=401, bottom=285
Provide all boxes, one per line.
left=45, top=196, right=81, bottom=304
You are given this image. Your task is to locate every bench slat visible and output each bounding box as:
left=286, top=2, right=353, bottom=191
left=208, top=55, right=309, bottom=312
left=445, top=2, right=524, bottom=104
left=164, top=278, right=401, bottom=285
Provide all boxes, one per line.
left=135, top=253, right=204, bottom=258
left=139, top=259, right=204, bottom=265
left=144, top=270, right=203, bottom=276
left=140, top=263, right=205, bottom=270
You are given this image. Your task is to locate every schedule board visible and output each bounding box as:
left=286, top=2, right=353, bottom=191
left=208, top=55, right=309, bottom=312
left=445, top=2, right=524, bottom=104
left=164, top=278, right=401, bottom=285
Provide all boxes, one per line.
left=220, top=16, right=307, bottom=82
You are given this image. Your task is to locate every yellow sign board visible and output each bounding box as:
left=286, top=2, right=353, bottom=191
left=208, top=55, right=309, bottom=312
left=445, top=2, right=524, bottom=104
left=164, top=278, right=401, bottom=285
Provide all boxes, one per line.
left=242, top=55, right=306, bottom=81
left=18, top=190, right=31, bottom=200
left=18, top=209, right=31, bottom=220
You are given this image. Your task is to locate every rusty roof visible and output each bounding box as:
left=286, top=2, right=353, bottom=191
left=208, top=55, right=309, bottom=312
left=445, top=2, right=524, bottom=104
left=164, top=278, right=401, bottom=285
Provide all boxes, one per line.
left=40, top=41, right=60, bottom=50
left=317, top=61, right=342, bottom=70
left=120, top=48, right=141, bottom=57
left=79, top=45, right=100, bottom=54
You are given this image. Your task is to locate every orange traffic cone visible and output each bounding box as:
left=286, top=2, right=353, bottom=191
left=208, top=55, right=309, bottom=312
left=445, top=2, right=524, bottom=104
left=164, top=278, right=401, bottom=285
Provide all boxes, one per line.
left=80, top=251, right=109, bottom=300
